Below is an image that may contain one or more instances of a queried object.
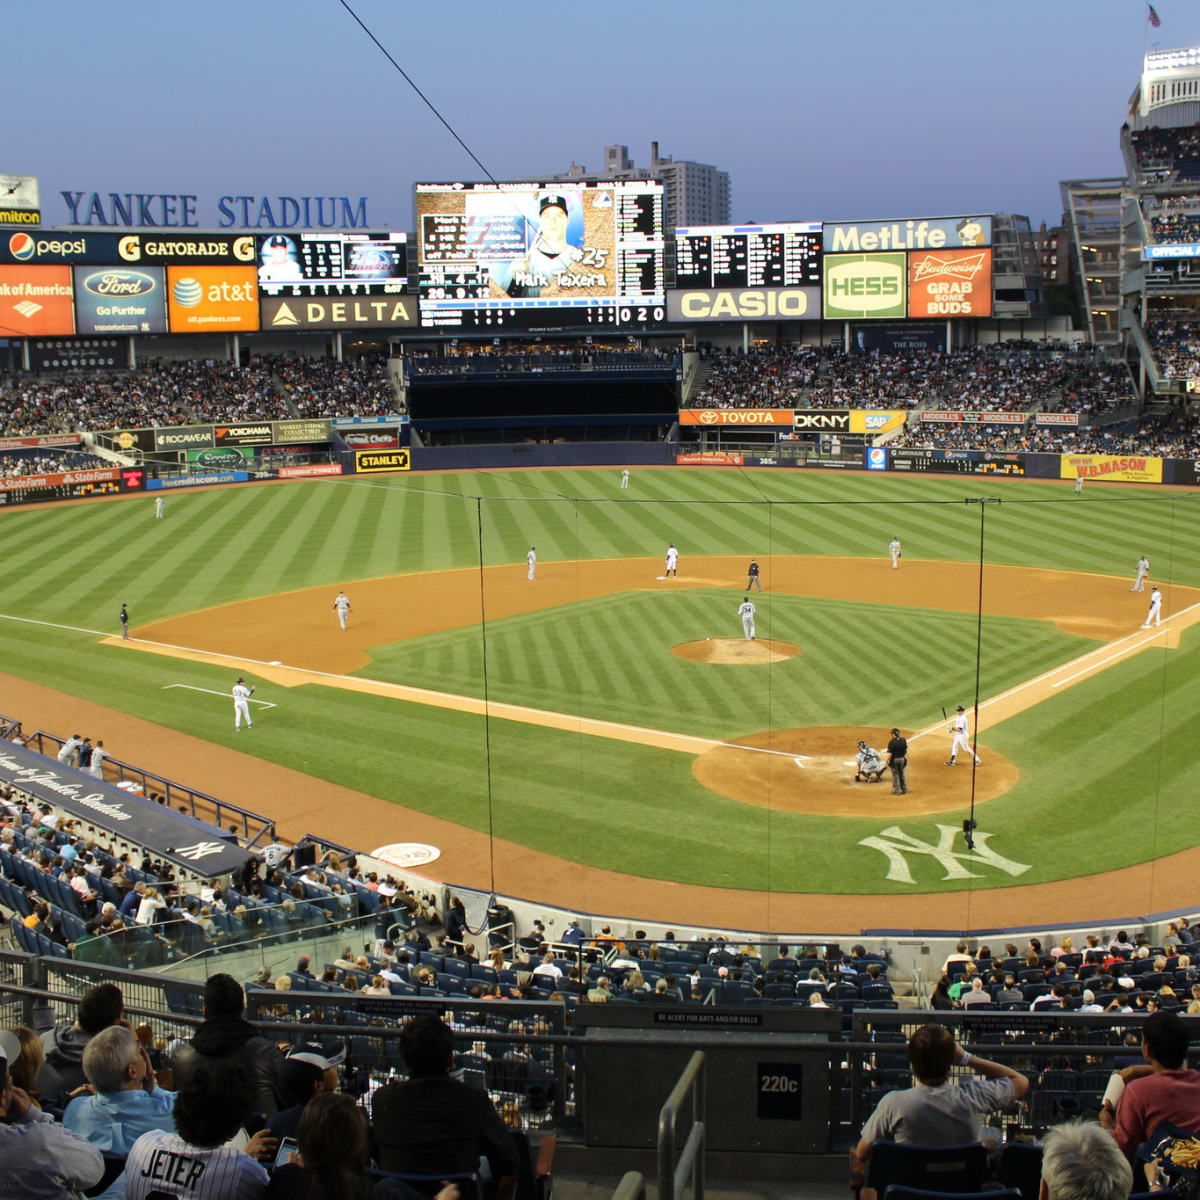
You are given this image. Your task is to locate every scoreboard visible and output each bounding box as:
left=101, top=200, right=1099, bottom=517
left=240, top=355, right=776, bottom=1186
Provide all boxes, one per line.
left=892, top=449, right=1025, bottom=476
left=414, top=180, right=666, bottom=329
left=674, top=222, right=822, bottom=289
left=256, top=232, right=408, bottom=296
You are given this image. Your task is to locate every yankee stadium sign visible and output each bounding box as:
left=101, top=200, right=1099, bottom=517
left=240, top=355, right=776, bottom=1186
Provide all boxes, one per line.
left=58, top=191, right=371, bottom=229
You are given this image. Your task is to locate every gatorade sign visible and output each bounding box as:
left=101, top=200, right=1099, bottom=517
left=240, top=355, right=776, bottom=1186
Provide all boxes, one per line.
left=822, top=254, right=906, bottom=320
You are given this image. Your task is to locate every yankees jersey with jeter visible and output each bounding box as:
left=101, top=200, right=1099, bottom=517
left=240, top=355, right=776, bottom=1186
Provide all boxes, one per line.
left=124, top=1129, right=268, bottom=1200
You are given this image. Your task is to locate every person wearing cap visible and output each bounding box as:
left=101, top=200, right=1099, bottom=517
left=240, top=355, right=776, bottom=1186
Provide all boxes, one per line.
left=946, top=705, right=980, bottom=766
left=63, top=1025, right=177, bottom=1199
left=232, top=678, right=254, bottom=732
left=491, top=191, right=584, bottom=298
left=258, top=234, right=302, bottom=284
left=265, top=1037, right=345, bottom=1145
left=371, top=1014, right=518, bottom=1181
left=0, top=1027, right=104, bottom=1199
left=170, top=974, right=284, bottom=1116
left=886, top=728, right=909, bottom=795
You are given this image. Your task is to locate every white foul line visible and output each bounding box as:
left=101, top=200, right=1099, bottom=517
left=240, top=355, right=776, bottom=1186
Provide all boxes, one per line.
left=162, top=683, right=276, bottom=709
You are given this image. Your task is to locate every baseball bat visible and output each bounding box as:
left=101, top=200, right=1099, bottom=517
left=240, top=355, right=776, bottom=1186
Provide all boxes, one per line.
left=941, top=706, right=947, bottom=721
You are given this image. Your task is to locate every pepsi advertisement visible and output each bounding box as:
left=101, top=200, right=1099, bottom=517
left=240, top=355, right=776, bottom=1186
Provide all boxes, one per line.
left=72, top=265, right=167, bottom=334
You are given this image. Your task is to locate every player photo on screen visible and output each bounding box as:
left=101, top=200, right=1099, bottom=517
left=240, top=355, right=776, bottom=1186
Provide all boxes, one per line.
left=258, top=235, right=303, bottom=284
left=418, top=185, right=616, bottom=301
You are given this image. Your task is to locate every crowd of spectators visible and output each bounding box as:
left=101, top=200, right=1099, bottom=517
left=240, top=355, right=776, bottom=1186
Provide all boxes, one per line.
left=0, top=450, right=109, bottom=476
left=1145, top=315, right=1200, bottom=380
left=0, top=353, right=398, bottom=436
left=1144, top=195, right=1200, bottom=243
left=276, top=352, right=395, bottom=418
left=405, top=345, right=674, bottom=377
left=1131, top=121, right=1200, bottom=182
left=691, top=343, right=1134, bottom=415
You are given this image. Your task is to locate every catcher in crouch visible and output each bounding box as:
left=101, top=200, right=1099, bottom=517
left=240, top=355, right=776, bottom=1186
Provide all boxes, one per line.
left=854, top=740, right=888, bottom=783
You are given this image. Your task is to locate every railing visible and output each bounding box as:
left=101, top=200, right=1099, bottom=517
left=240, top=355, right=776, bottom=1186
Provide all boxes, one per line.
left=658, top=1051, right=706, bottom=1200
left=611, top=1174, right=647, bottom=1200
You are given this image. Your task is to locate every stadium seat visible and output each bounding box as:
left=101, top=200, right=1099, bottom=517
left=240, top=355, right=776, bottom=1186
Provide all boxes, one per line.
left=862, top=1142, right=987, bottom=1198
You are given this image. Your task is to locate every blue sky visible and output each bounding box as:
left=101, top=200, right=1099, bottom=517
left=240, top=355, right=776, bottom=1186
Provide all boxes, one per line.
left=8, top=0, right=1195, bottom=232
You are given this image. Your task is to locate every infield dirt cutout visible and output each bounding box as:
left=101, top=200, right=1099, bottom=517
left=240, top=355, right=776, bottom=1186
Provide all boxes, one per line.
left=70, top=553, right=1200, bottom=926
left=673, top=637, right=801, bottom=665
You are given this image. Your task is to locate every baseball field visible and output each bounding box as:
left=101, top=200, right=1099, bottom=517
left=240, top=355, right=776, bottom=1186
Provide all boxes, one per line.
left=1, top=466, right=1198, bottom=933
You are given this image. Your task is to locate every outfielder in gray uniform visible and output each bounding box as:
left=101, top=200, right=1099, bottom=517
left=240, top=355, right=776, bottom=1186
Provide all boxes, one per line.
left=1132, top=555, right=1149, bottom=592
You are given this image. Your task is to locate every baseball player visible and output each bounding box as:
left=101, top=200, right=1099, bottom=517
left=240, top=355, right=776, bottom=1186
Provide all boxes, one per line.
left=1142, top=585, right=1162, bottom=628
left=854, top=741, right=887, bottom=783
left=738, top=597, right=756, bottom=640
left=946, top=705, right=980, bottom=766
left=232, top=678, right=254, bottom=731
left=526, top=547, right=537, bottom=581
left=1132, top=555, right=1149, bottom=592
left=746, top=558, right=762, bottom=591
left=889, top=537, right=902, bottom=569
left=154, top=496, right=164, bottom=518
left=620, top=468, right=630, bottom=489
left=57, top=734, right=83, bottom=766
left=886, top=728, right=909, bottom=795
left=89, top=740, right=107, bottom=780
left=119, top=604, right=130, bottom=640
left=333, top=589, right=352, bottom=631
left=1074, top=475, right=1083, bottom=495
left=665, top=543, right=678, bottom=579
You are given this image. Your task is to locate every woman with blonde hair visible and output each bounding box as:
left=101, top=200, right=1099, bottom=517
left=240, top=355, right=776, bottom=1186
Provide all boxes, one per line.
left=1050, top=935, right=1073, bottom=960
left=8, top=1026, right=45, bottom=1109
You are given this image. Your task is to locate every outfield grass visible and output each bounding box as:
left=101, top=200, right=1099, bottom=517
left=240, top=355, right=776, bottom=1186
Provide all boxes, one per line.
left=0, top=469, right=1196, bottom=895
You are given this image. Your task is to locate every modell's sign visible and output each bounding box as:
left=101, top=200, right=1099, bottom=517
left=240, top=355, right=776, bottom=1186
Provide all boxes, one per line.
left=908, top=249, right=992, bottom=317
left=677, top=409, right=794, bottom=426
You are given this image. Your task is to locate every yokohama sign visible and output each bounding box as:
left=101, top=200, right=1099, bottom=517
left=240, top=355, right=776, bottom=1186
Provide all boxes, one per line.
left=678, top=409, right=794, bottom=426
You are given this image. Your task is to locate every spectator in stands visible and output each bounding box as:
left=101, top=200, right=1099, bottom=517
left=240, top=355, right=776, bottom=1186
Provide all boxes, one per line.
left=123, top=1059, right=273, bottom=1200
left=63, top=1024, right=176, bottom=1198
left=929, top=978, right=954, bottom=1010
left=850, top=1024, right=1028, bottom=1197
left=1101, top=1011, right=1200, bottom=1159
left=170, top=973, right=285, bottom=1115
left=0, top=1027, right=104, bottom=1198
left=8, top=1025, right=46, bottom=1111
left=372, top=1015, right=517, bottom=1182
left=995, top=974, right=1023, bottom=1005
left=942, top=941, right=973, bottom=972
left=265, top=1038, right=345, bottom=1145
left=1041, top=1118, right=1132, bottom=1200
left=959, top=977, right=992, bottom=1008
left=36, top=981, right=124, bottom=1104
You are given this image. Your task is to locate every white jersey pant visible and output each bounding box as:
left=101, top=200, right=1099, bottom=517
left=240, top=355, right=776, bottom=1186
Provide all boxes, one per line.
left=527, top=563, right=536, bottom=581
left=234, top=700, right=252, bottom=729
left=1146, top=602, right=1161, bottom=627
left=742, top=615, right=755, bottom=640
left=890, top=553, right=899, bottom=569
left=950, top=732, right=978, bottom=762
left=337, top=609, right=347, bottom=629
left=1134, top=573, right=1147, bottom=591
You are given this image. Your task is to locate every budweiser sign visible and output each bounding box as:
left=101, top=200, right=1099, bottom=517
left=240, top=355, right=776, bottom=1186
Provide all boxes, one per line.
left=911, top=251, right=988, bottom=282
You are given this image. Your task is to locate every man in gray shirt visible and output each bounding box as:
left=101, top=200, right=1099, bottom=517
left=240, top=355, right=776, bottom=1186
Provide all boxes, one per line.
left=851, top=1024, right=1028, bottom=1198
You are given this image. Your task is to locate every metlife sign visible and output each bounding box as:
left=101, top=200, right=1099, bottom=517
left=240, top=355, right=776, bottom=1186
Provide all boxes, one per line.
left=822, top=216, right=992, bottom=253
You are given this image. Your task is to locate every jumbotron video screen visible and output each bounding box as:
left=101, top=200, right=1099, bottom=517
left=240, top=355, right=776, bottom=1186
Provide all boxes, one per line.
left=256, top=232, right=408, bottom=296
left=414, top=180, right=666, bottom=329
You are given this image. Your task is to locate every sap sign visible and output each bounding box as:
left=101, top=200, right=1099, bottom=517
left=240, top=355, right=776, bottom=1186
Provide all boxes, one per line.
left=822, top=254, right=906, bottom=320
left=667, top=287, right=820, bottom=322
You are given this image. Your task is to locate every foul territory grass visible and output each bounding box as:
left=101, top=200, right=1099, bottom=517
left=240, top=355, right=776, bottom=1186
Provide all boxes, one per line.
left=0, top=469, right=1196, bottom=894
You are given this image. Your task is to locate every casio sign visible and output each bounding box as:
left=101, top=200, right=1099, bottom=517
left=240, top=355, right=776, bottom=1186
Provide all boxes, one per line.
left=677, top=288, right=812, bottom=320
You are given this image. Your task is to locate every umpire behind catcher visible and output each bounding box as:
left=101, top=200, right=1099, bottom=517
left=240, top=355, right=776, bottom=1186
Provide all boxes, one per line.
left=887, top=728, right=908, bottom=795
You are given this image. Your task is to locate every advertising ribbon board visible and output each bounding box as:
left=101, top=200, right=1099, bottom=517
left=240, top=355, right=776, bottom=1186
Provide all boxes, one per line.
left=153, top=426, right=215, bottom=451
left=355, top=448, right=411, bottom=473
left=0, top=265, right=76, bottom=335
left=214, top=423, right=274, bottom=447
left=278, top=464, right=344, bottom=478
left=1062, top=454, right=1163, bottom=483
left=273, top=419, right=332, bottom=444
left=675, top=452, right=745, bottom=465
left=848, top=411, right=908, bottom=435
left=678, top=409, right=794, bottom=426
left=186, top=446, right=255, bottom=470
left=907, top=248, right=992, bottom=318
left=667, top=287, right=820, bottom=322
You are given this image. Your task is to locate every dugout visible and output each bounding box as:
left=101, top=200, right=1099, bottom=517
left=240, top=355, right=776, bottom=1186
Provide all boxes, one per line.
left=576, top=1002, right=838, bottom=1153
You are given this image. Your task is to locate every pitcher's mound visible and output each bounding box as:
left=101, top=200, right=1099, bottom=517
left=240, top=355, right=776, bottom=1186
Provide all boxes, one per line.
left=673, top=638, right=802, bottom=665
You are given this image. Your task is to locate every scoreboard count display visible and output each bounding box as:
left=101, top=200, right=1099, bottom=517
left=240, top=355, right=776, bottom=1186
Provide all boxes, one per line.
left=415, top=180, right=665, bottom=329
left=256, top=232, right=408, bottom=296
left=674, top=222, right=822, bottom=289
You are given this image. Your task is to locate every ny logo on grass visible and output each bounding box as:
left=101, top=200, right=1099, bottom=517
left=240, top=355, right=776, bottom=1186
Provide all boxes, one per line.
left=858, top=824, right=1031, bottom=885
